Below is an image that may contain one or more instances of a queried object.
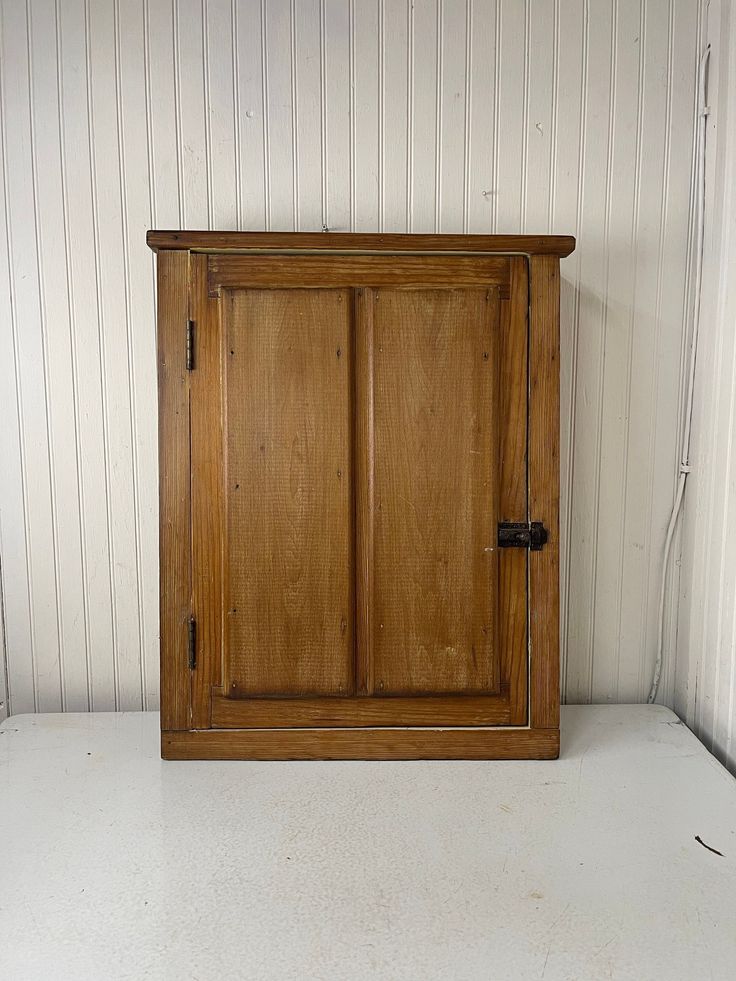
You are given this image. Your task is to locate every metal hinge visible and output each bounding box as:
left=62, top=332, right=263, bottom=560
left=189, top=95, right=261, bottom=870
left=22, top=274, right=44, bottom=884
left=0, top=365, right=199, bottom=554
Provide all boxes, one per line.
left=187, top=617, right=196, bottom=670
left=498, top=521, right=549, bottom=551
left=186, top=320, right=195, bottom=371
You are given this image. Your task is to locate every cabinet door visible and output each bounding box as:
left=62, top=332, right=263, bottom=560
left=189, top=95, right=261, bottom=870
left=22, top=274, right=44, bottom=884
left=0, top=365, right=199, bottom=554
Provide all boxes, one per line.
left=188, top=253, right=528, bottom=729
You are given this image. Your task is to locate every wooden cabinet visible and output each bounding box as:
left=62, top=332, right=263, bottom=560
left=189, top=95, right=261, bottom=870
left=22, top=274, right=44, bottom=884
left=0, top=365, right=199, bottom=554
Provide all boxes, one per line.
left=148, top=231, right=575, bottom=760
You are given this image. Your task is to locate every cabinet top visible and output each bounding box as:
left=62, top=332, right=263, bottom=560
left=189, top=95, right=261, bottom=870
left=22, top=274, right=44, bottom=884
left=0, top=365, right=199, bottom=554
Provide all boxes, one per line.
left=146, top=230, right=575, bottom=258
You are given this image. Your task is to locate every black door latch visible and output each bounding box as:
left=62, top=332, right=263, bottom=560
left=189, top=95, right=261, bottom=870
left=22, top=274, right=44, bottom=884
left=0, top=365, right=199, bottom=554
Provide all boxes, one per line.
left=497, top=521, right=549, bottom=551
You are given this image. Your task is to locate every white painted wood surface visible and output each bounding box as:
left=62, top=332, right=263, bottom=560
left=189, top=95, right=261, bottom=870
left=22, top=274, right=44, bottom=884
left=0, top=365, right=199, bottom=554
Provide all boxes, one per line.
left=0, top=0, right=703, bottom=718
left=676, top=2, right=736, bottom=775
left=0, top=705, right=734, bottom=980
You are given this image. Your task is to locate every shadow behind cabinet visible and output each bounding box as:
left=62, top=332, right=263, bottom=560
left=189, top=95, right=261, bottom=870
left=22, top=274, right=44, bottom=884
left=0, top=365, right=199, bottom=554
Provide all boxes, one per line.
left=148, top=231, right=575, bottom=760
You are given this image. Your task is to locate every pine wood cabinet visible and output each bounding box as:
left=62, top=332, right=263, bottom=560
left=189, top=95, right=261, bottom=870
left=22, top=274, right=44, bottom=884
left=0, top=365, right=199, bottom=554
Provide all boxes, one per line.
left=148, top=231, right=575, bottom=760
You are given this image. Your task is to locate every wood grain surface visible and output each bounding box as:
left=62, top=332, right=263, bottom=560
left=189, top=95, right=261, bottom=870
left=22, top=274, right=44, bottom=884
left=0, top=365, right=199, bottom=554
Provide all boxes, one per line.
left=354, top=288, right=375, bottom=695
left=189, top=254, right=224, bottom=728
left=366, top=287, right=502, bottom=695
left=529, top=255, right=561, bottom=729
left=500, top=257, right=530, bottom=724
left=148, top=230, right=575, bottom=257
left=162, top=726, right=560, bottom=760
left=208, top=254, right=511, bottom=294
left=210, top=690, right=514, bottom=728
left=157, top=250, right=191, bottom=731
left=224, top=288, right=354, bottom=696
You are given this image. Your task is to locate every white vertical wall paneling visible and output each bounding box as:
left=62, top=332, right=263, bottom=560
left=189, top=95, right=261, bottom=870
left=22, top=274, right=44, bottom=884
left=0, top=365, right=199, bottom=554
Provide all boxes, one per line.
left=465, top=0, right=496, bottom=234
left=524, top=0, right=554, bottom=231
left=294, top=0, right=323, bottom=231
left=410, top=0, right=438, bottom=232
left=205, top=0, right=238, bottom=231
left=676, top=0, right=736, bottom=774
left=323, top=0, right=350, bottom=231
left=0, top=0, right=34, bottom=716
left=642, top=0, right=702, bottom=708
left=264, top=0, right=295, bottom=230
left=118, top=0, right=160, bottom=710
left=590, top=0, right=639, bottom=704
left=564, top=2, right=614, bottom=704
left=30, top=0, right=88, bottom=711
left=89, top=0, right=143, bottom=710
left=2, top=0, right=60, bottom=713
left=494, top=0, right=525, bottom=233
left=145, top=0, right=181, bottom=229
left=381, top=0, right=408, bottom=231
left=352, top=1, right=380, bottom=232
left=177, top=0, right=209, bottom=227
left=234, top=0, right=266, bottom=230
left=0, top=0, right=703, bottom=716
left=555, top=0, right=585, bottom=697
left=437, top=0, right=466, bottom=231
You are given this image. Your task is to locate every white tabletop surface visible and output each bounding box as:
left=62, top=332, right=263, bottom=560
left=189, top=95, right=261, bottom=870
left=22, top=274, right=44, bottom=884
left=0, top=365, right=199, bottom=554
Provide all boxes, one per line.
left=0, top=704, right=734, bottom=981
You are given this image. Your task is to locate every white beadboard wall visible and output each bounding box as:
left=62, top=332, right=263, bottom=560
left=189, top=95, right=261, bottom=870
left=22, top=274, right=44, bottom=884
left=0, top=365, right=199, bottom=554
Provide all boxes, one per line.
left=675, top=1, right=736, bottom=774
left=0, top=0, right=702, bottom=719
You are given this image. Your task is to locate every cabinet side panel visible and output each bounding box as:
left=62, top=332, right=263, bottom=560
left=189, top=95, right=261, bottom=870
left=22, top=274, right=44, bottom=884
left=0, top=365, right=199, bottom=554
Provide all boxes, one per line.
left=224, top=288, right=354, bottom=696
left=370, top=287, right=501, bottom=695
left=157, top=250, right=191, bottom=730
left=529, top=255, right=561, bottom=728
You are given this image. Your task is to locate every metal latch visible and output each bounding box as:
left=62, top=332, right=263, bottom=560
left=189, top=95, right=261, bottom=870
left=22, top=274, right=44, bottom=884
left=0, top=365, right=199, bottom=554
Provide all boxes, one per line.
left=497, top=521, right=549, bottom=551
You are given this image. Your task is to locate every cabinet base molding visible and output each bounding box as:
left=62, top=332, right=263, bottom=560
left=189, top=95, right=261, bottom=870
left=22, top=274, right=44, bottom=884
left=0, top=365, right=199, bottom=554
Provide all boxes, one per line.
left=161, top=727, right=560, bottom=761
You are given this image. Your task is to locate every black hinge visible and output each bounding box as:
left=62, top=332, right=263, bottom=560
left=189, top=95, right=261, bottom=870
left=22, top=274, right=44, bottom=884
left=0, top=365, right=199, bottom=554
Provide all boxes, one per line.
left=186, top=320, right=195, bottom=371
left=498, top=521, right=549, bottom=551
left=187, top=617, right=196, bottom=670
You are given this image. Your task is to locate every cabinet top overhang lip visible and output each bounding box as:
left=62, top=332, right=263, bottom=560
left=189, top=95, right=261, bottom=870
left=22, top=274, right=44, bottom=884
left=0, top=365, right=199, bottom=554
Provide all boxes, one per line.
left=146, top=230, right=575, bottom=258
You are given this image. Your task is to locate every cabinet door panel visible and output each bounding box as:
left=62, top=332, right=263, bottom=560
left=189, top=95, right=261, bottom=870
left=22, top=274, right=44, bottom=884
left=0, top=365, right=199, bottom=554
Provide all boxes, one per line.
left=364, top=287, right=502, bottom=695
left=223, top=288, right=353, bottom=696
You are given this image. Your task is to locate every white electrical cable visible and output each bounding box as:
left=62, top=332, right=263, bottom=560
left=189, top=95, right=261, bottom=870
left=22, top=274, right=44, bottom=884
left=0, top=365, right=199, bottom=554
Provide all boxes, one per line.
left=648, top=44, right=711, bottom=704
